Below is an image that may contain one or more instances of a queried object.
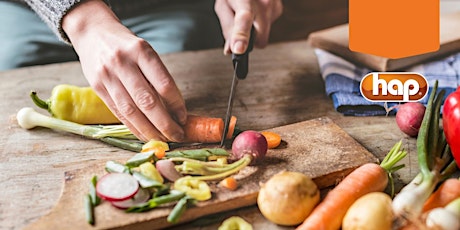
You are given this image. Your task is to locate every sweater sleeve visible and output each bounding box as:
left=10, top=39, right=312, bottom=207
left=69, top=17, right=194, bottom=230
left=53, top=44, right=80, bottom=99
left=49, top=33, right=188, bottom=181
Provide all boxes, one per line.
left=21, top=0, right=83, bottom=44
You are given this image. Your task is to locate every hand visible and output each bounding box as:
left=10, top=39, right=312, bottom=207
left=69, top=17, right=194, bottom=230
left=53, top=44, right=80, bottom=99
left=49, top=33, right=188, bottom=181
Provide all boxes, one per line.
left=62, top=0, right=187, bottom=142
left=214, top=0, right=283, bottom=55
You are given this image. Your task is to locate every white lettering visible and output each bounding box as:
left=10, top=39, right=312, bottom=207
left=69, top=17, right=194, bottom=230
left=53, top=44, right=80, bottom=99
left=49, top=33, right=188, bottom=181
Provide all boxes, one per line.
left=372, top=73, right=387, bottom=95
left=371, top=73, right=421, bottom=102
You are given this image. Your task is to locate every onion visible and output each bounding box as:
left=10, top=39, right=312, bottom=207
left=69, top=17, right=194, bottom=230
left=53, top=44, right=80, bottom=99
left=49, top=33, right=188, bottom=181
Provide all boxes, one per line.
left=257, top=171, right=320, bottom=226
left=231, top=130, right=267, bottom=163
left=396, top=102, right=426, bottom=137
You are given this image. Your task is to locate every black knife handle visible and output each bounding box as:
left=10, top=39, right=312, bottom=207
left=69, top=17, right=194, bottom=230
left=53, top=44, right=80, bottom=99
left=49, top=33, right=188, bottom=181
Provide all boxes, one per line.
left=232, top=27, right=255, bottom=79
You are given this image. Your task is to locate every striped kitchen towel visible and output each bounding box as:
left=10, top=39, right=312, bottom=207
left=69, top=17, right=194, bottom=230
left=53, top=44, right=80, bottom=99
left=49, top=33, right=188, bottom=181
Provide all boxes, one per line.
left=315, top=49, right=460, bottom=116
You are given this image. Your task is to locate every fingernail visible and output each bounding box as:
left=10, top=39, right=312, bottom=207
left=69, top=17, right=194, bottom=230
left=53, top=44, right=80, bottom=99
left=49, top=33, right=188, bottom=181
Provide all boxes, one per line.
left=172, top=130, right=184, bottom=142
left=233, top=41, right=246, bottom=54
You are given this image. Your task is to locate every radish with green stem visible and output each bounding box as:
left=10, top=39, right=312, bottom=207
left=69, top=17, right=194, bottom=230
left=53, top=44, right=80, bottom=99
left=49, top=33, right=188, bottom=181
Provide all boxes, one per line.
left=392, top=81, right=456, bottom=224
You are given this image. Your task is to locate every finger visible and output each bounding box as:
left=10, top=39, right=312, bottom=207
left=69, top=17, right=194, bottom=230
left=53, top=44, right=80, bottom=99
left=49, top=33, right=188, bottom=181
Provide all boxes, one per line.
left=253, top=0, right=284, bottom=48
left=214, top=0, right=234, bottom=55
left=102, top=69, right=169, bottom=142
left=91, top=74, right=163, bottom=141
left=119, top=43, right=185, bottom=142
left=227, top=0, right=254, bottom=54
left=138, top=46, right=188, bottom=127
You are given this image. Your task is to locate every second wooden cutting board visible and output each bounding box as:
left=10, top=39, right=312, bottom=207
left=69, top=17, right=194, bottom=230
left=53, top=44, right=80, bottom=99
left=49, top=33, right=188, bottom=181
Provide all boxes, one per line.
left=26, top=117, right=378, bottom=230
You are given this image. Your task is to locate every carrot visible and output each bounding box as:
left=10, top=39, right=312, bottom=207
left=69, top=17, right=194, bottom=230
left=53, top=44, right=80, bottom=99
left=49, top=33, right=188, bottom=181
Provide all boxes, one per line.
left=141, top=140, right=169, bottom=159
left=295, top=140, right=407, bottom=230
left=183, top=115, right=237, bottom=143
left=422, top=178, right=460, bottom=212
left=296, top=163, right=389, bottom=230
left=260, top=131, right=282, bottom=149
left=219, top=176, right=238, bottom=190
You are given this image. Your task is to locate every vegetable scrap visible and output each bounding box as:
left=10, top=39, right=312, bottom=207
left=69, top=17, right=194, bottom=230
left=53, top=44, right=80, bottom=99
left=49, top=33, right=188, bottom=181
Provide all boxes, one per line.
left=260, top=131, right=282, bottom=149
left=84, top=128, right=271, bottom=226
left=218, top=216, right=253, bottom=230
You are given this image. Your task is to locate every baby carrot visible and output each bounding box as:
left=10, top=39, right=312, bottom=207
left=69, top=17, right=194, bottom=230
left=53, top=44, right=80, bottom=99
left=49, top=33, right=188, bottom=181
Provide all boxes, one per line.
left=260, top=131, right=282, bottom=149
left=183, top=115, right=237, bottom=143
left=219, top=177, right=238, bottom=190
left=422, top=177, right=460, bottom=212
left=296, top=140, right=407, bottom=230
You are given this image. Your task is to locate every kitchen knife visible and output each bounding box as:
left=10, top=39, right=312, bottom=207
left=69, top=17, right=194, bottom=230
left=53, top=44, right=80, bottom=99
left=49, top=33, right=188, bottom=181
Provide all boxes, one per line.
left=220, top=28, right=255, bottom=147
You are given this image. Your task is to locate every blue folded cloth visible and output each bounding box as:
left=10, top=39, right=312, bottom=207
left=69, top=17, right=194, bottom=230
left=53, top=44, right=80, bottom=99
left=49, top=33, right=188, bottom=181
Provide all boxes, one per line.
left=315, top=49, right=460, bottom=116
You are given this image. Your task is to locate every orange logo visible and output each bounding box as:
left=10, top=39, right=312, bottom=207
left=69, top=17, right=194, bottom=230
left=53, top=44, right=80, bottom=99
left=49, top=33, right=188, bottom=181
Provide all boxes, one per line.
left=349, top=0, right=439, bottom=58
left=360, top=72, right=428, bottom=102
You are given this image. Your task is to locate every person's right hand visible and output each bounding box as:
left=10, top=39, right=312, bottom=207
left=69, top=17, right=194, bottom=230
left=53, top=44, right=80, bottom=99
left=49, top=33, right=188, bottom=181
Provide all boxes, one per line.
left=62, top=0, right=187, bottom=142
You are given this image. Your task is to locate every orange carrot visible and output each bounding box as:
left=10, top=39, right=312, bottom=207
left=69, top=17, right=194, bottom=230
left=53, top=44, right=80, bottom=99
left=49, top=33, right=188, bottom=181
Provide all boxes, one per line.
left=183, top=115, right=237, bottom=143
left=422, top=178, right=460, bottom=212
left=219, top=177, right=238, bottom=190
left=260, top=131, right=282, bottom=149
left=295, top=163, right=389, bottom=230
left=295, top=140, right=406, bottom=230
left=141, top=140, right=169, bottom=159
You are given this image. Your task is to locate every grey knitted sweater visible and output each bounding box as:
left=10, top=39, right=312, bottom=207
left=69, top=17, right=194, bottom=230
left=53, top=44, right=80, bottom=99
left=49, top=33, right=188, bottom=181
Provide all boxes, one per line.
left=9, top=0, right=168, bottom=43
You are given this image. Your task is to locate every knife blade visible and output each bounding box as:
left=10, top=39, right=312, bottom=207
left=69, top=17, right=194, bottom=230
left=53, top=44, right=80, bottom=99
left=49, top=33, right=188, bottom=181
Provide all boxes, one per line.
left=220, top=28, right=255, bottom=147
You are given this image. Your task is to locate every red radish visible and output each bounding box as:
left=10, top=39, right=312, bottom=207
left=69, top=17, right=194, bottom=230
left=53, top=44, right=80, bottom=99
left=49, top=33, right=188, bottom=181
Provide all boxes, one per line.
left=156, top=160, right=182, bottom=182
left=396, top=102, right=426, bottom=137
left=232, top=130, right=268, bottom=163
left=96, top=173, right=139, bottom=202
left=111, top=188, right=150, bottom=209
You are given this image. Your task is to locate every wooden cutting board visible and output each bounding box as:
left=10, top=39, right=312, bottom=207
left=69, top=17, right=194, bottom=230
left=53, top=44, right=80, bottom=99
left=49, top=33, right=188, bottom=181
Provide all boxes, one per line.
left=25, top=117, right=378, bottom=230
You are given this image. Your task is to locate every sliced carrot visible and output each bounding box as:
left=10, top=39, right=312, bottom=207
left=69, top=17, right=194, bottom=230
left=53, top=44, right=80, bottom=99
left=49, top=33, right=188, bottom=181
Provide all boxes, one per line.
left=225, top=116, right=238, bottom=139
left=260, top=131, right=282, bottom=149
left=295, top=163, right=389, bottom=230
left=142, top=140, right=169, bottom=159
left=422, top=178, right=460, bottom=212
left=183, top=115, right=237, bottom=143
left=219, top=177, right=238, bottom=190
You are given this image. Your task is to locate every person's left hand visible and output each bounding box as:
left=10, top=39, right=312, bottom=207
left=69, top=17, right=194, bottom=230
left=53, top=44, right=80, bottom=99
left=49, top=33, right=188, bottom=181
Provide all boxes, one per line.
left=214, top=0, right=283, bottom=55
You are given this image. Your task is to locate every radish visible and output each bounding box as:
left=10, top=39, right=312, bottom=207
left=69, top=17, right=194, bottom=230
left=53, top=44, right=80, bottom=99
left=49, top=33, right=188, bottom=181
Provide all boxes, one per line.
left=231, top=130, right=267, bottom=163
left=156, top=160, right=182, bottom=182
left=395, top=102, right=426, bottom=137
left=111, top=188, right=150, bottom=209
left=96, top=173, right=139, bottom=202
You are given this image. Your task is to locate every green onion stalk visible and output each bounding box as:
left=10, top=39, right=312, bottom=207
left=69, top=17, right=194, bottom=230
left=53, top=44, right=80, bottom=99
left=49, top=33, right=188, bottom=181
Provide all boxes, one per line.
left=16, top=107, right=143, bottom=152
left=392, top=81, right=457, bottom=224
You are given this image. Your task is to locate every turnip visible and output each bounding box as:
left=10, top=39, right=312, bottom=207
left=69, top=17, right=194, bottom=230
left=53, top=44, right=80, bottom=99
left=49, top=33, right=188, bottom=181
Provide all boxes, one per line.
left=257, top=170, right=320, bottom=226
left=342, top=192, right=393, bottom=230
left=395, top=102, right=426, bottom=137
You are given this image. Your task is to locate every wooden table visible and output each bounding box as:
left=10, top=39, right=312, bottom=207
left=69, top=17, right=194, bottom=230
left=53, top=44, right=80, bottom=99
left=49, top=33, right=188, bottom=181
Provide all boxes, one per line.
left=0, top=40, right=419, bottom=229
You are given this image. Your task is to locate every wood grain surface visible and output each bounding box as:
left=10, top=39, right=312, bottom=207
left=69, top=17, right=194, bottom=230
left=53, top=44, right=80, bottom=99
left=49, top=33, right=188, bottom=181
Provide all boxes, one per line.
left=0, top=40, right=419, bottom=230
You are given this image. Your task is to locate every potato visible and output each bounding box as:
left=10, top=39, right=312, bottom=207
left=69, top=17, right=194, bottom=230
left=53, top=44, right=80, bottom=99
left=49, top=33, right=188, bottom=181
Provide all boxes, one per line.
left=257, top=170, right=320, bottom=226
left=342, top=192, right=393, bottom=230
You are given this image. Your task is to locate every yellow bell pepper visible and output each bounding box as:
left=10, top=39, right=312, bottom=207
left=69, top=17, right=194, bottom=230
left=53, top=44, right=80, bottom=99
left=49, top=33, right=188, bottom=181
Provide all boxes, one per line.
left=174, top=176, right=212, bottom=201
left=30, top=84, right=120, bottom=124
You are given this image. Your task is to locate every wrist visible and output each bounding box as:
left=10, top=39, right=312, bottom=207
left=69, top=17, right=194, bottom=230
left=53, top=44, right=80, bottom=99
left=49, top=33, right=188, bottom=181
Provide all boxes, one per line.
left=62, top=0, right=120, bottom=47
